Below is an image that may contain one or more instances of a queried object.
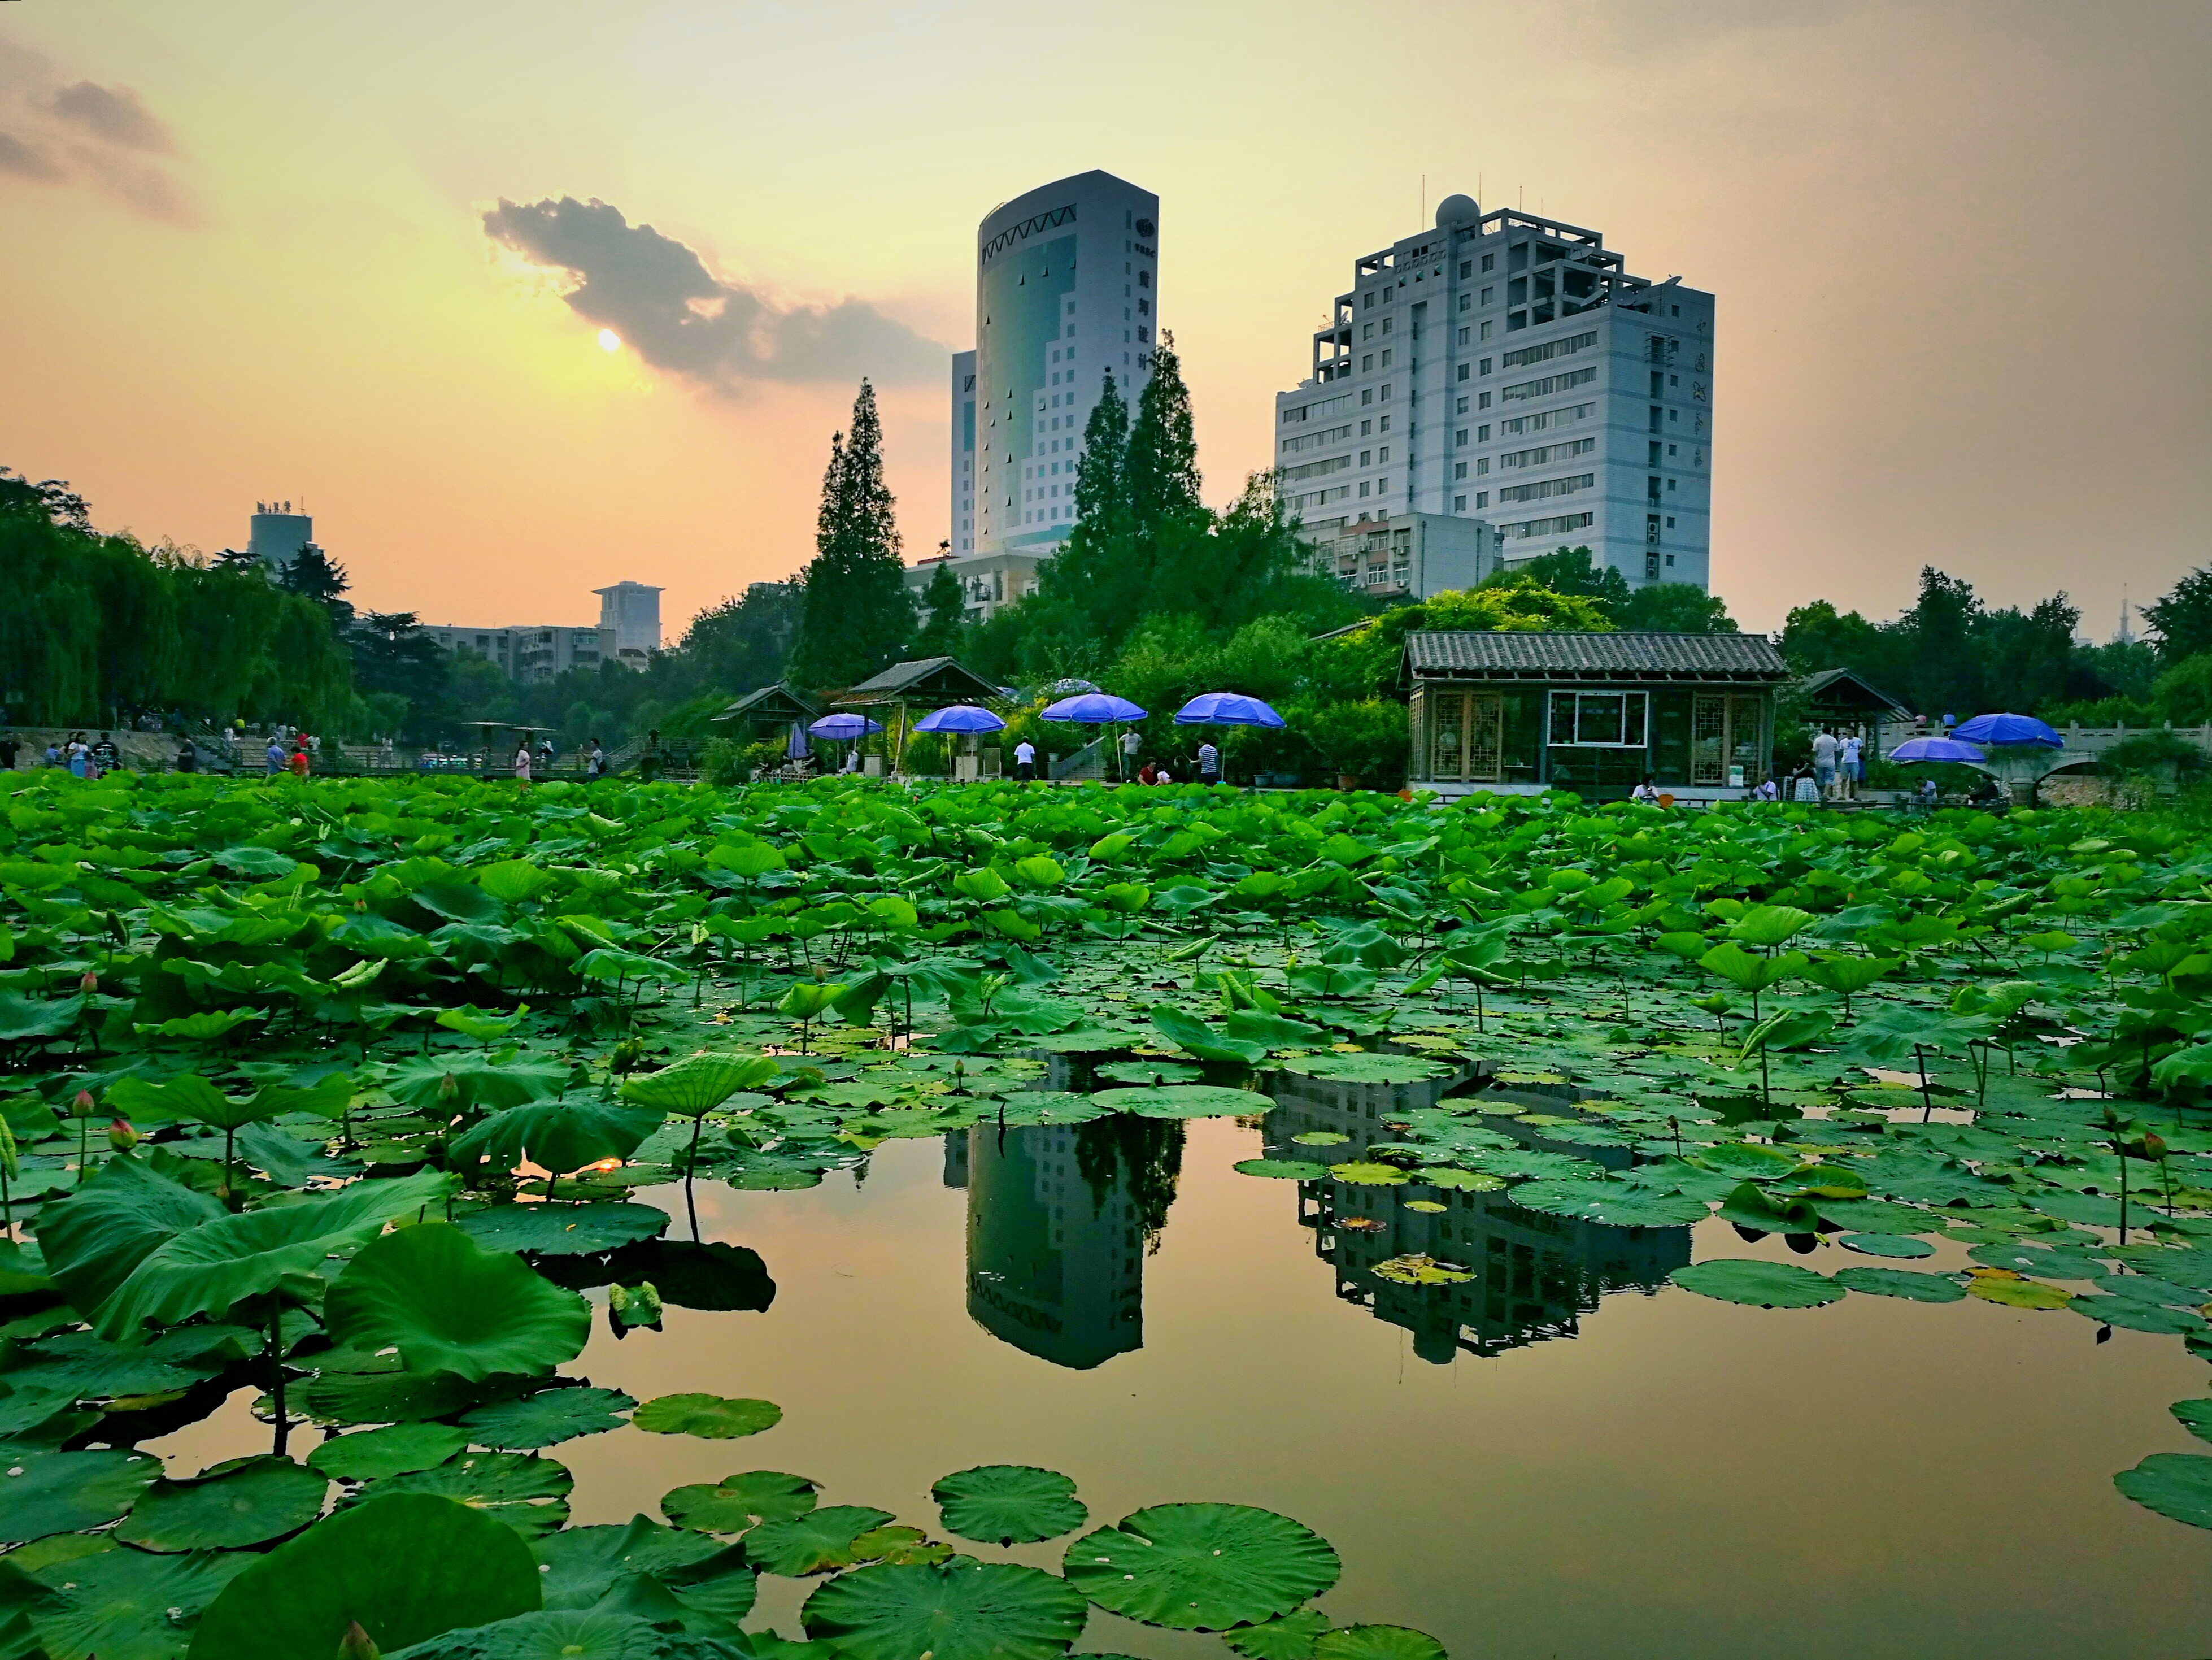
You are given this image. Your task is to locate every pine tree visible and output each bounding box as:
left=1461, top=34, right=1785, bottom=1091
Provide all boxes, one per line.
left=1070, top=371, right=1130, bottom=531
left=915, top=556, right=968, bottom=659
left=789, top=380, right=917, bottom=690
left=1123, top=331, right=1202, bottom=535
left=281, top=542, right=354, bottom=625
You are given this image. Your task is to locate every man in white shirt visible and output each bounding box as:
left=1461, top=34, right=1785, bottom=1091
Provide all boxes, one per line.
left=1812, top=729, right=1840, bottom=797
left=1840, top=732, right=1863, bottom=799
left=1118, top=727, right=1140, bottom=781
left=1014, top=738, right=1037, bottom=783
left=1197, top=740, right=1220, bottom=786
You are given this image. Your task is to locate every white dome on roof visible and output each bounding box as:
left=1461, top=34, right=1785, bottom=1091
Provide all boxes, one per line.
left=1434, top=193, right=1479, bottom=228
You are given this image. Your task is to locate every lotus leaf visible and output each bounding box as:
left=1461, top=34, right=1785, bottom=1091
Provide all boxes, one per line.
left=1832, top=1267, right=1966, bottom=1302
left=1313, top=1627, right=1448, bottom=1660
left=191, top=1492, right=543, bottom=1660
left=1412, top=1167, right=1507, bottom=1192
left=1061, top=1502, right=1340, bottom=1631
left=1838, top=1233, right=1935, bottom=1259
left=2172, top=1400, right=2212, bottom=1445
left=1669, top=1260, right=1844, bottom=1309
left=1149, top=1007, right=1268, bottom=1065
left=532, top=1515, right=735, bottom=1610
left=1277, top=1054, right=1448, bottom=1084
left=455, top=1202, right=670, bottom=1257
left=326, top=1223, right=591, bottom=1381
left=346, top=1453, right=574, bottom=1539
left=1222, top=1610, right=1333, bottom=1660
left=1235, top=1159, right=1330, bottom=1180
left=387, top=1607, right=746, bottom=1658
left=308, top=1422, right=474, bottom=1481
left=1808, top=1197, right=1936, bottom=1236
left=663, top=1471, right=821, bottom=1533
left=1091, top=1085, right=1268, bottom=1119
left=1371, top=1254, right=1472, bottom=1285
left=452, top=1097, right=665, bottom=1179
left=2069, top=1296, right=2207, bottom=1335
left=621, top=1055, right=781, bottom=1116
left=0, top=1448, right=159, bottom=1543
left=32, top=1156, right=224, bottom=1322
left=295, top=1363, right=529, bottom=1427
left=21, top=1542, right=251, bottom=1660
left=800, top=1558, right=1089, bottom=1660
left=115, top=1454, right=327, bottom=1550
left=1329, top=1162, right=1408, bottom=1187
left=1507, top=1179, right=1705, bottom=1228
left=2113, top=1453, right=2212, bottom=1529
left=746, top=1505, right=896, bottom=1576
left=930, top=1465, right=1087, bottom=1545
left=1966, top=1275, right=2072, bottom=1310
left=458, top=1388, right=636, bottom=1450
left=634, top=1394, right=783, bottom=1440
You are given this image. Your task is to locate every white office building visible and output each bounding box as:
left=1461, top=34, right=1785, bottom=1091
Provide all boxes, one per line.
left=248, top=502, right=312, bottom=575
left=594, top=581, right=663, bottom=663
left=913, top=170, right=1159, bottom=620
left=1274, top=195, right=1714, bottom=589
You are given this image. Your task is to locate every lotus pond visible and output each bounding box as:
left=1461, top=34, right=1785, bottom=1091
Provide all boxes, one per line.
left=0, top=773, right=2208, bottom=1659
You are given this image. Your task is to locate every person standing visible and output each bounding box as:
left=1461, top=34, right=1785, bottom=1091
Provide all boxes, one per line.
left=264, top=736, right=285, bottom=776
left=90, top=733, right=120, bottom=775
left=1118, top=726, right=1140, bottom=781
left=174, top=737, right=198, bottom=774
left=586, top=737, right=606, bottom=780
left=0, top=732, right=16, bottom=771
left=1197, top=739, right=1220, bottom=786
left=289, top=741, right=311, bottom=779
left=1014, top=738, right=1036, bottom=782
left=513, top=739, right=533, bottom=786
left=1811, top=728, right=1840, bottom=798
left=1841, top=731, right=1863, bottom=799
left=67, top=734, right=89, bottom=779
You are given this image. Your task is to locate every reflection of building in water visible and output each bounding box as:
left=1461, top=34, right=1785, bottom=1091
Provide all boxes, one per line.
left=954, top=1117, right=1183, bottom=1370
left=1265, top=1068, right=1688, bottom=1362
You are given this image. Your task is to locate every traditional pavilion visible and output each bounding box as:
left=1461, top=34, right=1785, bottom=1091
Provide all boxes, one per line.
left=1399, top=631, right=1792, bottom=798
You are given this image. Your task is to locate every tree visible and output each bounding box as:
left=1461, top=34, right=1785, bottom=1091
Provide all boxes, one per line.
left=1071, top=371, right=1130, bottom=531
left=913, top=556, right=968, bottom=659
left=1780, top=599, right=1886, bottom=675
left=1123, top=332, right=1201, bottom=533
left=1619, top=583, right=1737, bottom=633
left=1902, top=567, right=1984, bottom=720
left=679, top=579, right=804, bottom=696
left=787, top=381, right=916, bottom=690
left=1487, top=545, right=1631, bottom=617
left=2145, top=566, right=2212, bottom=663
left=281, top=543, right=354, bottom=625
left=348, top=612, right=451, bottom=734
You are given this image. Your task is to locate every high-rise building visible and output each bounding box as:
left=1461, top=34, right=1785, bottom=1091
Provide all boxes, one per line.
left=911, top=171, right=1159, bottom=621
left=1275, top=195, right=1714, bottom=589
left=594, top=582, right=663, bottom=663
left=249, top=501, right=312, bottom=575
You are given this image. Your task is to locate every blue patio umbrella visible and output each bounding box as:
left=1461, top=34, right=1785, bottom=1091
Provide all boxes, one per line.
left=809, top=712, right=884, bottom=739
left=1174, top=692, right=1286, bottom=729
left=1888, top=736, right=1987, bottom=764
left=1952, top=712, right=2063, bottom=749
left=1041, top=692, right=1148, bottom=723
left=785, top=722, right=811, bottom=760
left=913, top=704, right=1007, bottom=734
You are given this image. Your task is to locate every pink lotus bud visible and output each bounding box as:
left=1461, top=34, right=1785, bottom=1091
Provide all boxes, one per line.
left=337, top=1620, right=382, bottom=1660
left=2143, top=1132, right=2168, bottom=1160
left=72, top=1089, right=96, bottom=1116
left=107, top=1118, right=140, bottom=1151
left=79, top=970, right=99, bottom=993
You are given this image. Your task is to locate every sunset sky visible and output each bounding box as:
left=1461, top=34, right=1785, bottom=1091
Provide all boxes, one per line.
left=5, top=1, right=2206, bottom=641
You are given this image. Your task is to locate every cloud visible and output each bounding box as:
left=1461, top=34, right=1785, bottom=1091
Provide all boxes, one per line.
left=482, top=194, right=942, bottom=390
left=0, top=29, right=191, bottom=220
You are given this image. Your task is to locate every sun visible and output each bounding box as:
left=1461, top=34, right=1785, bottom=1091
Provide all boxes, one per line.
left=597, top=329, right=621, bottom=352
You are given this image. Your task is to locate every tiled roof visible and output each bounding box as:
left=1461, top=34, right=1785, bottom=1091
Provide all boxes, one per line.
left=842, top=656, right=1003, bottom=702
left=712, top=681, right=820, bottom=722
left=1402, top=630, right=1790, bottom=682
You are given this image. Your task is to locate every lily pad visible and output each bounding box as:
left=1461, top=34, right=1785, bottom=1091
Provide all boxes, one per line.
left=2113, top=1452, right=2212, bottom=1529
left=1061, top=1502, right=1340, bottom=1631
left=633, top=1394, right=782, bottom=1441
left=21, top=1543, right=251, bottom=1660
left=309, top=1423, right=475, bottom=1481
left=1372, top=1254, right=1473, bottom=1286
left=531, top=1515, right=735, bottom=1611
left=1290, top=1131, right=1351, bottom=1146
left=294, top=1364, right=526, bottom=1427
left=1965, top=1275, right=2073, bottom=1310
left=800, top=1558, right=1090, bottom=1660
left=0, top=1447, right=159, bottom=1544
left=458, top=1388, right=637, bottom=1450
left=2069, top=1296, right=2207, bottom=1335
left=1223, top=1610, right=1333, bottom=1660
left=1838, top=1233, right=1935, bottom=1259
left=663, top=1471, right=821, bottom=1534
left=190, top=1490, right=543, bottom=1660
left=1807, top=1197, right=1936, bottom=1236
left=1313, top=1627, right=1448, bottom=1660
left=453, top=1203, right=669, bottom=1257
left=1411, top=1168, right=1506, bottom=1192
left=931, top=1465, right=1087, bottom=1545
left=1277, top=1054, right=1448, bottom=1084
left=346, top=1453, right=574, bottom=1540
left=1669, top=1260, right=1844, bottom=1309
left=1091, top=1085, right=1269, bottom=1120
left=1329, top=1162, right=1409, bottom=1187
left=115, top=1454, right=328, bottom=1550
left=1235, top=1159, right=1330, bottom=1181
left=381, top=1607, right=737, bottom=1658
left=325, top=1222, right=592, bottom=1384
left=746, top=1506, right=897, bottom=1576
left=1832, top=1267, right=1966, bottom=1303
left=1096, top=1062, right=1203, bottom=1085
left=1506, top=1179, right=1705, bottom=1228
left=2171, top=1400, right=2212, bottom=1445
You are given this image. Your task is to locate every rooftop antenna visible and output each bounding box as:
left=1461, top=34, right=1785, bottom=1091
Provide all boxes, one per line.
left=1420, top=172, right=1426, bottom=226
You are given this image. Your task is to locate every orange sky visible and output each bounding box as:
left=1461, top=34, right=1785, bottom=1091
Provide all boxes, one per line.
left=3, top=1, right=2206, bottom=639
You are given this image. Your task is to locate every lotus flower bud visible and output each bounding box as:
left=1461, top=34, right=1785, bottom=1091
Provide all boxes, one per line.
left=107, top=1118, right=140, bottom=1151
left=2143, top=1132, right=2167, bottom=1160
left=437, top=1073, right=459, bottom=1103
left=337, top=1621, right=382, bottom=1660
left=79, top=970, right=99, bottom=994
left=71, top=1089, right=97, bottom=1118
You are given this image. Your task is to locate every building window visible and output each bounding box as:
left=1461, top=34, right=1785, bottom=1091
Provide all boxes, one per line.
left=1458, top=293, right=1471, bottom=312
left=1382, top=317, right=1392, bottom=334
left=1457, top=327, right=1470, bottom=345
left=1454, top=462, right=1468, bottom=480
left=1358, top=482, right=1370, bottom=497
left=1481, top=253, right=1496, bottom=272
left=1458, top=260, right=1473, bottom=278
left=1380, top=383, right=1392, bottom=400
left=1477, top=391, right=1491, bottom=409
left=1549, top=690, right=1648, bottom=748
left=1456, top=364, right=1470, bottom=381
left=1362, top=389, right=1374, bottom=405
left=1475, top=491, right=1488, bottom=508
left=1481, top=286, right=1494, bottom=305
left=1477, top=424, right=1491, bottom=441
left=1479, top=320, right=1493, bottom=341
left=1479, top=358, right=1492, bottom=374
left=1455, top=428, right=1468, bottom=446
left=1360, top=450, right=1371, bottom=466
left=1381, top=350, right=1392, bottom=367
left=1361, top=323, right=1373, bottom=340
left=1455, top=493, right=1468, bottom=511
left=1378, top=446, right=1390, bottom=463
left=1362, top=354, right=1373, bottom=371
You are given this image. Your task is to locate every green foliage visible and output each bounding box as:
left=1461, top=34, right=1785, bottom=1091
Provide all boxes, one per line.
left=789, top=381, right=917, bottom=691
left=325, top=1223, right=592, bottom=1381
